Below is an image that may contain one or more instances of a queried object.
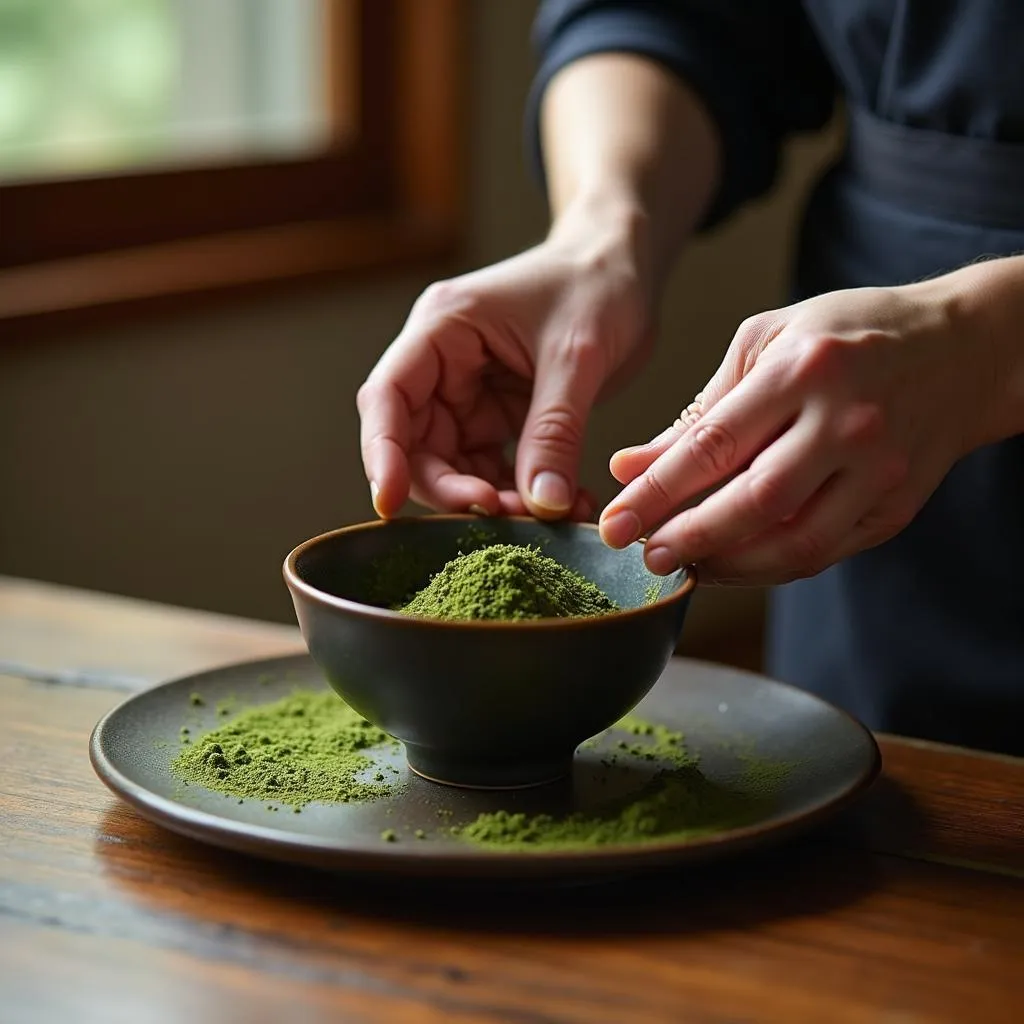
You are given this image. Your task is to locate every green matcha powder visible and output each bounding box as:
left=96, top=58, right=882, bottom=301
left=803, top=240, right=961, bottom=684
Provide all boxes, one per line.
left=400, top=543, right=617, bottom=621
left=171, top=690, right=771, bottom=847
left=170, top=543, right=781, bottom=845
left=172, top=690, right=399, bottom=808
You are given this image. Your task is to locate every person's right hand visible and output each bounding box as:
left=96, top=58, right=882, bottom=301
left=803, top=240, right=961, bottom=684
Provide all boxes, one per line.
left=358, top=213, right=654, bottom=520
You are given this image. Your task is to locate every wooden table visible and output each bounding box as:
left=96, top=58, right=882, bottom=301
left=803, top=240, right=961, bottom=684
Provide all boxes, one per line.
left=1, top=575, right=1022, bottom=1023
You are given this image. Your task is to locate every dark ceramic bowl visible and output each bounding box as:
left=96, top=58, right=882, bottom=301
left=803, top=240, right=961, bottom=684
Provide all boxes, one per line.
left=283, top=516, right=696, bottom=789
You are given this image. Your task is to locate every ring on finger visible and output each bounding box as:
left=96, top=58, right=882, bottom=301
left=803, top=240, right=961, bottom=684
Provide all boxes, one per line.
left=673, top=393, right=705, bottom=433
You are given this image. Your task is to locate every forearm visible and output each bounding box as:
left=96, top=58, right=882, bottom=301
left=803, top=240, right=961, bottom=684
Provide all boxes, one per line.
left=540, top=53, right=720, bottom=297
left=915, top=254, right=1024, bottom=446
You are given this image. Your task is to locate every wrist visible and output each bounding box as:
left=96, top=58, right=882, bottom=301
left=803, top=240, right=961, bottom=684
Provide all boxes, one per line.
left=548, top=189, right=662, bottom=303
left=921, top=256, right=1024, bottom=447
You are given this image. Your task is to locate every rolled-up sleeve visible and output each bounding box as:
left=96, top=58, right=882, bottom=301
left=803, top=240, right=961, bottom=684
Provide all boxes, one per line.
left=527, top=0, right=836, bottom=229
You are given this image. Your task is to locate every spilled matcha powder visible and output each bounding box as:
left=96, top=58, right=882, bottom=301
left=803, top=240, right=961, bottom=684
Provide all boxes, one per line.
left=400, top=543, right=617, bottom=621
left=171, top=690, right=399, bottom=807
left=450, top=716, right=768, bottom=850
left=452, top=769, right=756, bottom=849
left=170, top=690, right=788, bottom=848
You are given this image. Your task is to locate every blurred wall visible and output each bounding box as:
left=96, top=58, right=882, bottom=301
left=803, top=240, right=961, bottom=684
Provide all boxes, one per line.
left=0, top=2, right=840, bottom=649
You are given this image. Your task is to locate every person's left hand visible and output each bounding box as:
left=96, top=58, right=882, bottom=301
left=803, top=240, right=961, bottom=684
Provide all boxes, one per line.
left=598, top=281, right=996, bottom=584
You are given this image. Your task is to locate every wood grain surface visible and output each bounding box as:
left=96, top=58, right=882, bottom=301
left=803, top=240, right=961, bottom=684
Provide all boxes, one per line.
left=0, top=575, right=302, bottom=688
left=1, top=577, right=1022, bottom=1023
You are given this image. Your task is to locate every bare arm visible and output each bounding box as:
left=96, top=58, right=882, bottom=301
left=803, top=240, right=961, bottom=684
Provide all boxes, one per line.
left=540, top=53, right=721, bottom=299
left=945, top=254, right=1024, bottom=447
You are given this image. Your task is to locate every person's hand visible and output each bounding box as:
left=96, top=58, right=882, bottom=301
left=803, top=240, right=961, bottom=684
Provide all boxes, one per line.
left=599, top=281, right=997, bottom=584
left=358, top=209, right=654, bottom=520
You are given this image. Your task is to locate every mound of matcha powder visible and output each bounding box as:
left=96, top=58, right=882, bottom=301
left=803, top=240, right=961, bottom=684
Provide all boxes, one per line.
left=170, top=690, right=399, bottom=807
left=400, top=543, right=617, bottom=621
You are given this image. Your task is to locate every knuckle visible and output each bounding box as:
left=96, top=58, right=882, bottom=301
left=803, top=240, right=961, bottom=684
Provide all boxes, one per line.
left=732, top=312, right=781, bottom=378
left=560, top=330, right=604, bottom=367
left=416, top=279, right=469, bottom=318
left=752, top=357, right=790, bottom=394
left=686, top=421, right=737, bottom=477
left=735, top=312, right=772, bottom=344
left=672, top=510, right=713, bottom=556
left=736, top=314, right=762, bottom=338
left=552, top=330, right=609, bottom=381
left=357, top=380, right=390, bottom=418
left=790, top=334, right=848, bottom=388
left=745, top=470, right=789, bottom=520
left=834, top=402, right=885, bottom=447
left=529, top=404, right=585, bottom=455
left=641, top=466, right=675, bottom=508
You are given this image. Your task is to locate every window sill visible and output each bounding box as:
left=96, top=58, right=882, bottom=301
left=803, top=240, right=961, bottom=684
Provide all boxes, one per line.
left=0, top=214, right=460, bottom=340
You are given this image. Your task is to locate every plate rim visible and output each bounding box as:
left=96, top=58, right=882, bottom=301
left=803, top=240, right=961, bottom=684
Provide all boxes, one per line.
left=89, top=654, right=882, bottom=878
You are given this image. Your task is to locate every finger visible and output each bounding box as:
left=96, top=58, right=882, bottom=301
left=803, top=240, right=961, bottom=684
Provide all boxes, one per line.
left=609, top=402, right=705, bottom=485
left=459, top=393, right=523, bottom=449
left=498, top=489, right=529, bottom=516
left=640, top=410, right=834, bottom=568
left=409, top=452, right=501, bottom=514
left=418, top=401, right=461, bottom=461
left=696, top=470, right=879, bottom=585
left=358, top=382, right=412, bottom=518
left=569, top=489, right=596, bottom=522
left=361, top=305, right=493, bottom=516
left=495, top=488, right=593, bottom=520
left=466, top=449, right=505, bottom=484
left=578, top=487, right=598, bottom=519
left=600, top=364, right=796, bottom=548
left=829, top=471, right=920, bottom=565
left=494, top=490, right=594, bottom=521
left=515, top=332, right=606, bottom=520
left=610, top=311, right=784, bottom=485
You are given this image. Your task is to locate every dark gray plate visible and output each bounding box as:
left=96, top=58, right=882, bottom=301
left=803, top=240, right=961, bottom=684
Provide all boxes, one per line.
left=90, top=655, right=880, bottom=880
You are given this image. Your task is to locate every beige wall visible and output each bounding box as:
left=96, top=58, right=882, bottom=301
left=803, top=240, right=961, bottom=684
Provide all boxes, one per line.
left=0, top=2, right=839, bottom=643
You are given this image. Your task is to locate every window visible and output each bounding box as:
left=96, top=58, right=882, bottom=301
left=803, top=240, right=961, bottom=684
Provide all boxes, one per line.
left=0, top=0, right=464, bottom=335
left=0, top=0, right=334, bottom=180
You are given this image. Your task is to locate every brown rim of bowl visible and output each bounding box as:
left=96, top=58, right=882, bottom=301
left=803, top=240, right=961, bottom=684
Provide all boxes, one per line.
left=282, top=514, right=698, bottom=631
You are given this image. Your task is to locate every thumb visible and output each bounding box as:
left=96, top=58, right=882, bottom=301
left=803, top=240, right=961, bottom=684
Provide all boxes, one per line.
left=516, top=336, right=606, bottom=520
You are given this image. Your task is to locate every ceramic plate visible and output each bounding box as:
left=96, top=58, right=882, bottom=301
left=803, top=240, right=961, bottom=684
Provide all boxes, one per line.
left=90, top=655, right=879, bottom=880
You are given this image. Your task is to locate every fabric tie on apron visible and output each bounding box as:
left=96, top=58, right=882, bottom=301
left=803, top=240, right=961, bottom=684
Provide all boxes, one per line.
left=845, top=105, right=1024, bottom=231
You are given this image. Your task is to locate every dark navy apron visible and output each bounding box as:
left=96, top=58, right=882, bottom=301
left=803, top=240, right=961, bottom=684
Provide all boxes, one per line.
left=768, top=106, right=1024, bottom=756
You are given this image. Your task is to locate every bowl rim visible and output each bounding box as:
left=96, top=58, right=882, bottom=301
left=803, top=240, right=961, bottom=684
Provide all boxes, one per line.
left=282, top=514, right=697, bottom=630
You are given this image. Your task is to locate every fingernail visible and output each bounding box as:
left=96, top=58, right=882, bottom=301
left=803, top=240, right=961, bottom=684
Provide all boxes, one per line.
left=600, top=509, right=642, bottom=548
left=370, top=481, right=383, bottom=518
left=468, top=504, right=489, bottom=517
left=530, top=471, right=572, bottom=512
left=645, top=545, right=678, bottom=576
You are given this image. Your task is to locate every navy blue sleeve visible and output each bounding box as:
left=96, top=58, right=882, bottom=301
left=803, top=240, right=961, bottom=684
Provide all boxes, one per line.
left=527, top=0, right=836, bottom=230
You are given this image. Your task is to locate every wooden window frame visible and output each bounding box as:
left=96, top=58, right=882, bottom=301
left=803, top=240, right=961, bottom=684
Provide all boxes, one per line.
left=0, top=0, right=464, bottom=338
